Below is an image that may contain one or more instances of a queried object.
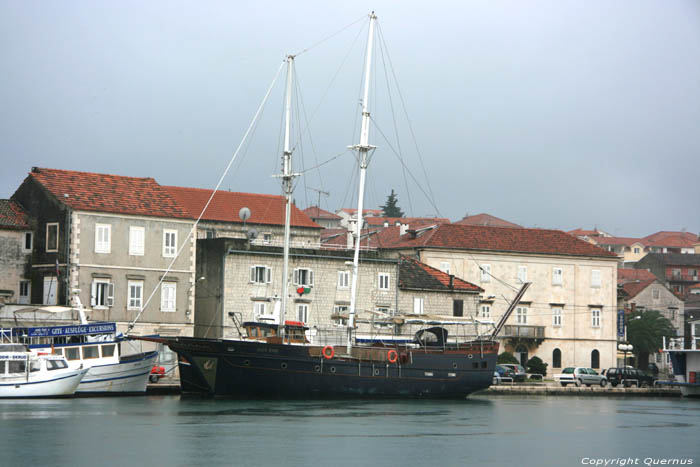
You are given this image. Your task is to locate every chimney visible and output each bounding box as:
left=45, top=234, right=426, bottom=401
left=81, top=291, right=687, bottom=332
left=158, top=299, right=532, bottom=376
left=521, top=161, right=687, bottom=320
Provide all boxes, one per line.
left=399, top=223, right=409, bottom=236
left=407, top=229, right=417, bottom=239
left=449, top=274, right=454, bottom=290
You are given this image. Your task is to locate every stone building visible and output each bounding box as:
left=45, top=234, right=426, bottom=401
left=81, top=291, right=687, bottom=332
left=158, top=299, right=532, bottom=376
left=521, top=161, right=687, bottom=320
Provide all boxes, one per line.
left=0, top=200, right=35, bottom=304
left=303, top=206, right=342, bottom=229
left=11, top=167, right=196, bottom=337
left=382, top=223, right=620, bottom=372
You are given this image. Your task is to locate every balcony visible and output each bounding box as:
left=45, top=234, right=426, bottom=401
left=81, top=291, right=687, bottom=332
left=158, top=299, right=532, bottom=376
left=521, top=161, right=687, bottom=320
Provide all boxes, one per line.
left=667, top=273, right=699, bottom=283
left=501, top=325, right=545, bottom=339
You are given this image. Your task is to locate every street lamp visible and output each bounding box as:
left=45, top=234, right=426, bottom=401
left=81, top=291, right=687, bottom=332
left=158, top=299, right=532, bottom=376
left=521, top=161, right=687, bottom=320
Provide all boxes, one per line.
left=619, top=343, right=633, bottom=368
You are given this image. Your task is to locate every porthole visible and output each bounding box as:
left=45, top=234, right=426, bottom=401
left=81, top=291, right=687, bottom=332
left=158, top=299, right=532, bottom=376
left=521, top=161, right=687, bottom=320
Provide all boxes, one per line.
left=373, top=368, right=379, bottom=376
left=243, top=360, right=250, bottom=366
left=281, top=362, right=288, bottom=369
left=330, top=366, right=336, bottom=373
left=467, top=354, right=473, bottom=359
left=314, top=365, right=321, bottom=372
left=452, top=362, right=458, bottom=369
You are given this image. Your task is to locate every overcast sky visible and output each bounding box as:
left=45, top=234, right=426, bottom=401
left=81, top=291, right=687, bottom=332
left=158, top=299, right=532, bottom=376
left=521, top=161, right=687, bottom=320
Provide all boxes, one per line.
left=2, top=1, right=699, bottom=238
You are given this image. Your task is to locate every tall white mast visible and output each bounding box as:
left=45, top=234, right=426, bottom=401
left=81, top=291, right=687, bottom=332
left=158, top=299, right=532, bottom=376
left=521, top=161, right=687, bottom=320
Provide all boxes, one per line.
left=347, top=13, right=377, bottom=353
left=279, top=54, right=297, bottom=339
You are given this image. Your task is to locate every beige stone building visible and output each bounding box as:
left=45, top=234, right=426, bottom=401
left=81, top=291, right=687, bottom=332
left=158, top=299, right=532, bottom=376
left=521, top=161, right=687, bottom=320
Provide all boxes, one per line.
left=384, top=224, right=620, bottom=373
left=0, top=200, right=34, bottom=305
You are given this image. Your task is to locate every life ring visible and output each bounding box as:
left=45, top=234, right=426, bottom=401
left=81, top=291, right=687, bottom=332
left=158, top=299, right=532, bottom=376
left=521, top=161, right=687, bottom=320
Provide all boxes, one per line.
left=322, top=345, right=334, bottom=360
left=387, top=349, right=398, bottom=364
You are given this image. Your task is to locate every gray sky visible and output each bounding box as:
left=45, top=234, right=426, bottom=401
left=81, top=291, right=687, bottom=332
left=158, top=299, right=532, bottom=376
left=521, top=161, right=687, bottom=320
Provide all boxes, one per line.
left=2, top=1, right=699, bottom=238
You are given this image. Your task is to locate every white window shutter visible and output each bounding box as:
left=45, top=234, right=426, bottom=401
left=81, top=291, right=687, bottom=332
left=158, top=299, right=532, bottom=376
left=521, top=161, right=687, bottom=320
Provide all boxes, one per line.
left=266, top=267, right=271, bottom=283
left=107, top=283, right=114, bottom=307
left=250, top=266, right=255, bottom=283
left=309, top=270, right=314, bottom=286
left=293, top=269, right=299, bottom=285
left=90, top=282, right=97, bottom=307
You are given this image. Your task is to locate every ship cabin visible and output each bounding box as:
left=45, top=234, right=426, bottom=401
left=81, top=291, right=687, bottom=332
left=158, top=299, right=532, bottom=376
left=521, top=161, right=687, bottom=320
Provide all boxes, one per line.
left=242, top=320, right=309, bottom=344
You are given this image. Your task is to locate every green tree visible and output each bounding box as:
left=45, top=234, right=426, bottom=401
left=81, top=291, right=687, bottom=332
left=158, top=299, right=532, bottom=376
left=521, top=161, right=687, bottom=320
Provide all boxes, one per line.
left=380, top=189, right=404, bottom=217
left=626, top=310, right=675, bottom=370
left=497, top=352, right=519, bottom=365
left=526, top=356, right=548, bottom=377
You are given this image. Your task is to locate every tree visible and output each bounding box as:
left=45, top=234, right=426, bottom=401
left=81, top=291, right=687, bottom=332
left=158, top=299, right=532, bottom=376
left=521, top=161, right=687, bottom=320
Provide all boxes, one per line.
left=380, top=189, right=404, bottom=217
left=526, top=356, right=548, bottom=377
left=626, top=310, right=675, bottom=370
left=497, top=352, right=519, bottom=365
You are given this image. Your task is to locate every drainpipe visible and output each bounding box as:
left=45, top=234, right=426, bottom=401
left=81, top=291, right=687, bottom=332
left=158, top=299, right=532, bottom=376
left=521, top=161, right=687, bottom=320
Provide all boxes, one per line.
left=64, top=207, right=72, bottom=306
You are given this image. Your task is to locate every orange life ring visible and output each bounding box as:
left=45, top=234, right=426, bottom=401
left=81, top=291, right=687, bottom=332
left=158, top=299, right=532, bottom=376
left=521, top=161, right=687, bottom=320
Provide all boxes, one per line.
left=322, top=345, right=334, bottom=360
left=387, top=349, right=398, bottom=364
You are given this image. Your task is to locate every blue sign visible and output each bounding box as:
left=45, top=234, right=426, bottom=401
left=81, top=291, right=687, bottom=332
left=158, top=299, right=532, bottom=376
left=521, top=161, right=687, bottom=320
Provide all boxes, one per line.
left=617, top=309, right=625, bottom=337
left=25, top=322, right=117, bottom=338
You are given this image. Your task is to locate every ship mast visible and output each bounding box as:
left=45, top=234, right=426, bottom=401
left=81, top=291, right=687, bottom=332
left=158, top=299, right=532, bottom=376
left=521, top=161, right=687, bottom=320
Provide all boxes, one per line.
left=278, top=54, right=297, bottom=339
left=347, top=13, right=377, bottom=354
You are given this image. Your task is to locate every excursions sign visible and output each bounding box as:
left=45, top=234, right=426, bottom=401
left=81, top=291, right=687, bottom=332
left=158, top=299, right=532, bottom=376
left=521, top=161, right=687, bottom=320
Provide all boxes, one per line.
left=24, top=323, right=117, bottom=338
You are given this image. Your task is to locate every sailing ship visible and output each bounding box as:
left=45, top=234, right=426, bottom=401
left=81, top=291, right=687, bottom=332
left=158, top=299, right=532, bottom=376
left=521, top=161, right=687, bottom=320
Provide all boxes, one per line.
left=135, top=13, right=526, bottom=398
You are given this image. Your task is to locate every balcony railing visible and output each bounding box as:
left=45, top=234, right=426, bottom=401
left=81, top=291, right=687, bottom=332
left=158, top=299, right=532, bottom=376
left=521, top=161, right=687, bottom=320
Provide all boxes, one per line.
left=667, top=273, right=699, bottom=283
left=501, top=325, right=545, bottom=339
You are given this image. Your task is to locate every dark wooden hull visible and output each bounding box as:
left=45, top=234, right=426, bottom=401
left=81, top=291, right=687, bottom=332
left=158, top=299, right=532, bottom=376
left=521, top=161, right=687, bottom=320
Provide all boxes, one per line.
left=163, top=337, right=499, bottom=399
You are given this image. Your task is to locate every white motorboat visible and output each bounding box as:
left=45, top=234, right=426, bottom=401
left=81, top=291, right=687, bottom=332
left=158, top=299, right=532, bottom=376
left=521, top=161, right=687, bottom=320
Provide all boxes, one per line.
left=0, top=344, right=88, bottom=398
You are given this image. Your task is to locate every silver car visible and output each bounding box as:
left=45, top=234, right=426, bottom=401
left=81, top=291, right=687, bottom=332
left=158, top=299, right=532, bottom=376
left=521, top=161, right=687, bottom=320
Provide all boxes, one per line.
left=557, top=367, right=607, bottom=387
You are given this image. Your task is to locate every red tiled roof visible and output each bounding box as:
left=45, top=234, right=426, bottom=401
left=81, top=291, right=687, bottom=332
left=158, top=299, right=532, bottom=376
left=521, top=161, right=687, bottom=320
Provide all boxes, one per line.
left=0, top=200, right=33, bottom=230
left=27, top=168, right=190, bottom=219
left=617, top=269, right=656, bottom=282
left=620, top=278, right=657, bottom=299
left=453, top=213, right=521, bottom=228
left=385, top=224, right=618, bottom=258
left=165, top=186, right=320, bottom=229
left=643, top=231, right=698, bottom=248
left=364, top=217, right=450, bottom=227
left=594, top=236, right=646, bottom=247
left=399, top=256, right=482, bottom=293
left=303, top=206, right=341, bottom=220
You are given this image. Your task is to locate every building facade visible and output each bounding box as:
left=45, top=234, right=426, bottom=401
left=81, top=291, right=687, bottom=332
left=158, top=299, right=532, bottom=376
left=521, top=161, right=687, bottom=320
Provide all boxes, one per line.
left=0, top=200, right=35, bottom=304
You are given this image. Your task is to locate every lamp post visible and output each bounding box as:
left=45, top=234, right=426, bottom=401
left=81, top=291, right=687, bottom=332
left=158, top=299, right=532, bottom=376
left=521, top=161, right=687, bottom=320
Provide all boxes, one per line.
left=619, top=343, right=633, bottom=368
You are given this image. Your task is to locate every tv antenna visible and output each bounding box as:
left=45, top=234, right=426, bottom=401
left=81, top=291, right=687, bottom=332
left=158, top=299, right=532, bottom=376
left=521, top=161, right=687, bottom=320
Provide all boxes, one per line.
left=308, top=187, right=329, bottom=211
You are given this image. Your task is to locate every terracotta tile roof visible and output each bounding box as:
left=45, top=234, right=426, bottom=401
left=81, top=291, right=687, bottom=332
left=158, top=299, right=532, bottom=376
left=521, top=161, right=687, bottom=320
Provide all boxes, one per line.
left=303, top=206, right=341, bottom=220
left=399, top=256, right=482, bottom=293
left=641, top=253, right=700, bottom=267
left=26, top=168, right=190, bottom=219
left=0, top=200, right=34, bottom=230
left=617, top=269, right=656, bottom=282
left=320, top=226, right=403, bottom=250
left=364, top=216, right=450, bottom=227
left=453, top=213, right=521, bottom=228
left=594, top=236, right=646, bottom=247
left=620, top=278, right=657, bottom=299
left=165, top=186, right=320, bottom=229
left=643, top=231, right=698, bottom=248
left=385, top=224, right=618, bottom=258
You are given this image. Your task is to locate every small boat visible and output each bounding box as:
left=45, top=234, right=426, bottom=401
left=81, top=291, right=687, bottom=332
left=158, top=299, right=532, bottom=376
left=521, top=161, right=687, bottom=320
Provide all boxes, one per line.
left=658, top=336, right=700, bottom=397
left=2, top=320, right=158, bottom=394
left=0, top=344, right=88, bottom=398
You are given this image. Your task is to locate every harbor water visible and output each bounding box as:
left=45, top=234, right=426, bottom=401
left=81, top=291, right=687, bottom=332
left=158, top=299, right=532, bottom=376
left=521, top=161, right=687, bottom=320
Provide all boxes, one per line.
left=1, top=395, right=698, bottom=466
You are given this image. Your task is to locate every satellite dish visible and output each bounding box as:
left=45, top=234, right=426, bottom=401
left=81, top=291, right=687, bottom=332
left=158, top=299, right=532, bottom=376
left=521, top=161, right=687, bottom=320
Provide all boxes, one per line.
left=239, top=207, right=251, bottom=222
left=246, top=228, right=258, bottom=241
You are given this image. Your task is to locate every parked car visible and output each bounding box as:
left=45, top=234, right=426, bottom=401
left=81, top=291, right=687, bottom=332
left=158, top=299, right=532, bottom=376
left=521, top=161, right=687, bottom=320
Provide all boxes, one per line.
left=555, top=367, right=607, bottom=387
left=606, top=367, right=656, bottom=387
left=499, top=364, right=527, bottom=382
left=493, top=364, right=515, bottom=384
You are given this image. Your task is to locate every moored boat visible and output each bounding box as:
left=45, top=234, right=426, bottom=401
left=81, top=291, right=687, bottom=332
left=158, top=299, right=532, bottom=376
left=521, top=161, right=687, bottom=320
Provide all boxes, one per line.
left=659, top=335, right=700, bottom=397
left=0, top=344, right=88, bottom=398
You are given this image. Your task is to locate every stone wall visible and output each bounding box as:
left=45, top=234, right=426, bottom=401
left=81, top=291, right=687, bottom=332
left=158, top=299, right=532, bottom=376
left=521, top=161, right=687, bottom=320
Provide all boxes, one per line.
left=0, top=230, right=31, bottom=304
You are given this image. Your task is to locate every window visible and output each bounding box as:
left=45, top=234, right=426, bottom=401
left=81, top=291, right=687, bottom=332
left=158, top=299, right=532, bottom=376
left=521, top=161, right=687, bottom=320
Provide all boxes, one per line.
left=591, top=269, right=601, bottom=288
left=453, top=299, right=463, bottom=317
left=296, top=303, right=309, bottom=323
left=293, top=268, right=314, bottom=287
left=516, top=306, right=528, bottom=324
left=552, top=348, right=562, bottom=368
left=43, top=276, right=58, bottom=305
left=91, top=280, right=114, bottom=308
left=263, top=233, right=272, bottom=245
left=101, top=344, right=116, bottom=358
left=517, top=266, right=527, bottom=283
left=652, top=289, right=660, bottom=300
left=552, top=307, right=562, bottom=327
left=46, top=223, right=59, bottom=252
left=23, top=232, right=33, bottom=252
left=95, top=224, right=111, bottom=253
left=333, top=305, right=348, bottom=326
left=129, top=226, right=145, bottom=256
left=161, top=282, right=176, bottom=312
left=378, top=273, right=390, bottom=291
left=253, top=301, right=267, bottom=318
left=65, top=347, right=80, bottom=361
left=127, top=281, right=143, bottom=310
left=83, top=346, right=99, bottom=359
left=633, top=247, right=640, bottom=254
left=163, top=230, right=177, bottom=257
left=480, top=264, right=491, bottom=283
left=552, top=267, right=563, bottom=285
left=478, top=304, right=490, bottom=319
left=413, top=297, right=424, bottom=314
left=337, top=271, right=349, bottom=289
left=250, top=265, right=272, bottom=284
left=591, top=349, right=600, bottom=369
left=19, top=280, right=30, bottom=305
left=205, top=230, right=215, bottom=239
left=440, top=262, right=451, bottom=275
left=591, top=308, right=601, bottom=328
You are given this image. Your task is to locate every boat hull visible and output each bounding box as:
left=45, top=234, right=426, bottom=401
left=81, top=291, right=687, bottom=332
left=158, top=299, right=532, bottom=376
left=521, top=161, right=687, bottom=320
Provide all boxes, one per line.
left=667, top=350, right=700, bottom=397
left=168, top=337, right=497, bottom=399
left=76, top=351, right=159, bottom=394
left=0, top=368, right=88, bottom=398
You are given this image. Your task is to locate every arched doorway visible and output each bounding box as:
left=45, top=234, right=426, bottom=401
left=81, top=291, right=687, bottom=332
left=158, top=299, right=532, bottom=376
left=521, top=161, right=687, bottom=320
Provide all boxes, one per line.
left=591, top=349, right=600, bottom=369
left=552, top=348, right=562, bottom=368
left=515, top=345, right=529, bottom=367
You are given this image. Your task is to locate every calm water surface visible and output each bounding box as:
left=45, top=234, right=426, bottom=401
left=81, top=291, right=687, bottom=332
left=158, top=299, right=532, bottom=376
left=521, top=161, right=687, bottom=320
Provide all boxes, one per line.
left=0, top=395, right=698, bottom=467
